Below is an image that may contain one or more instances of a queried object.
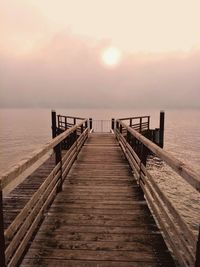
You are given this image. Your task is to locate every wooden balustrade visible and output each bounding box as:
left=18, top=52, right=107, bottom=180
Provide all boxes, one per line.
left=0, top=112, right=199, bottom=267
left=0, top=115, right=89, bottom=267
left=115, top=118, right=200, bottom=267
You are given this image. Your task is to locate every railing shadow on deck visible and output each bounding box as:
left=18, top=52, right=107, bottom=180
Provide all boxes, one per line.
left=0, top=112, right=89, bottom=267
left=115, top=117, right=200, bottom=267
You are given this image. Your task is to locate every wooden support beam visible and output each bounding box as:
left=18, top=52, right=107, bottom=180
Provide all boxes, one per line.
left=51, top=110, right=57, bottom=139
left=89, top=118, right=92, bottom=129
left=139, top=118, right=142, bottom=132
left=159, top=111, right=165, bottom=148
left=111, top=118, right=115, bottom=130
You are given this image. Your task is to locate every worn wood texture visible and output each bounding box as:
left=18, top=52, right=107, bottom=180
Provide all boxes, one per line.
left=20, top=133, right=175, bottom=267
left=3, top=156, right=55, bottom=232
left=118, top=120, right=200, bottom=192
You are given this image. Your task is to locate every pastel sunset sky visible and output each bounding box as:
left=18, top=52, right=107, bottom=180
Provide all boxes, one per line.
left=1, top=0, right=200, bottom=108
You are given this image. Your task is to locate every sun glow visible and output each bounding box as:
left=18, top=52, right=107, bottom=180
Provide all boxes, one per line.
left=101, top=47, right=121, bottom=67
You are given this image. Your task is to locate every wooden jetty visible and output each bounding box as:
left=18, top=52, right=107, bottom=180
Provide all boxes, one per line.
left=0, top=111, right=200, bottom=267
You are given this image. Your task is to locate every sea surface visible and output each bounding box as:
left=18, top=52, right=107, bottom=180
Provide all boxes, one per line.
left=0, top=108, right=200, bottom=235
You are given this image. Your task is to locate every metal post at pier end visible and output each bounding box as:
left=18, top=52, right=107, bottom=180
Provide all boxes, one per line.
left=89, top=118, right=92, bottom=130
left=195, top=225, right=200, bottom=267
left=159, top=111, right=165, bottom=148
left=51, top=110, right=57, bottom=139
left=111, top=118, right=115, bottom=130
left=0, top=183, right=6, bottom=267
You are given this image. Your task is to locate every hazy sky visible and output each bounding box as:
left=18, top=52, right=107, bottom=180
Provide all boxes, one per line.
left=1, top=0, right=200, bottom=109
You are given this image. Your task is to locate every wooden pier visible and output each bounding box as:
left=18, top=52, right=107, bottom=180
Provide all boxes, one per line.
left=0, top=112, right=200, bottom=267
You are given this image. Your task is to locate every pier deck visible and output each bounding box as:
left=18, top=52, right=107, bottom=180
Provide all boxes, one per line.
left=20, top=133, right=175, bottom=267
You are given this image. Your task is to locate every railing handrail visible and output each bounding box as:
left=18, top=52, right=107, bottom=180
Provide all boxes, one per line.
left=116, top=118, right=200, bottom=267
left=0, top=119, right=87, bottom=190
left=57, top=115, right=85, bottom=120
left=117, top=119, right=200, bottom=193
left=119, top=115, right=150, bottom=121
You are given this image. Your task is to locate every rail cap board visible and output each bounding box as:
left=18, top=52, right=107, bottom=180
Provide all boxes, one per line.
left=117, top=120, right=200, bottom=193
left=0, top=120, right=87, bottom=190
left=118, top=116, right=150, bottom=121
left=57, top=115, right=86, bottom=120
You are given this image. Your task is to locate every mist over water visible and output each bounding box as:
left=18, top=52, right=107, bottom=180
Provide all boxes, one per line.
left=0, top=108, right=199, bottom=173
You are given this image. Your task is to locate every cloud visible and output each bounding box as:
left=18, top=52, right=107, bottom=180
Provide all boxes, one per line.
left=0, top=31, right=200, bottom=109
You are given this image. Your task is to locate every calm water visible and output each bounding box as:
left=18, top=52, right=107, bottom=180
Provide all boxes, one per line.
left=0, top=108, right=200, bottom=234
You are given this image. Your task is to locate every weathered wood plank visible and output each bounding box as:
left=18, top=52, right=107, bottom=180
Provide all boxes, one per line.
left=20, top=133, right=175, bottom=267
left=20, top=259, right=161, bottom=267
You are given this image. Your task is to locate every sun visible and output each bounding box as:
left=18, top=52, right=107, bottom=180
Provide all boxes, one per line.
left=101, top=47, right=121, bottom=67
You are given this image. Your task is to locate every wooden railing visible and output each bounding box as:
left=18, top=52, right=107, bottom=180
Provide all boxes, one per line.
left=116, top=118, right=200, bottom=267
left=57, top=115, right=86, bottom=131
left=0, top=115, right=89, bottom=267
left=119, top=115, right=150, bottom=132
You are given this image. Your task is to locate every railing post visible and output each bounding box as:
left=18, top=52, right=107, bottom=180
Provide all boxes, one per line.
left=81, top=124, right=84, bottom=133
left=120, top=124, right=122, bottom=133
left=74, top=118, right=76, bottom=125
left=89, top=118, right=92, bottom=129
left=130, top=118, right=132, bottom=127
left=51, top=110, right=57, bottom=138
left=195, top=225, right=200, bottom=267
left=111, top=118, right=115, bottom=130
left=65, top=117, right=67, bottom=130
left=147, top=116, right=150, bottom=130
left=127, top=130, right=130, bottom=143
left=116, top=121, right=119, bottom=130
left=0, top=182, right=6, bottom=267
left=52, top=111, right=62, bottom=191
left=159, top=111, right=165, bottom=148
left=55, top=143, right=62, bottom=192
left=139, top=117, right=142, bottom=132
left=85, top=120, right=88, bottom=129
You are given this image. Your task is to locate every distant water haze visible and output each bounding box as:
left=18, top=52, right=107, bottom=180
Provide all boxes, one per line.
left=0, top=108, right=199, bottom=174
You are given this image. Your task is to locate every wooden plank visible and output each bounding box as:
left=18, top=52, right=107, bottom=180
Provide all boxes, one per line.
left=5, top=171, right=61, bottom=261
left=20, top=259, right=161, bottom=267
left=20, top=133, right=175, bottom=267
left=7, top=181, right=59, bottom=267
left=23, top=248, right=158, bottom=262
left=5, top=163, right=60, bottom=241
